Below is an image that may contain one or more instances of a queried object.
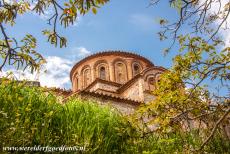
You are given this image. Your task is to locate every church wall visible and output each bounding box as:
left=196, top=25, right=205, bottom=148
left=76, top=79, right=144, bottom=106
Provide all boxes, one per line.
left=78, top=94, right=138, bottom=115
left=69, top=51, right=169, bottom=115
left=89, top=82, right=119, bottom=92
left=121, top=78, right=145, bottom=102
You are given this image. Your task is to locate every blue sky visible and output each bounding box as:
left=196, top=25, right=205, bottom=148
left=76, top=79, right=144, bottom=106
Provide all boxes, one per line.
left=2, top=0, right=179, bottom=88
left=8, top=0, right=177, bottom=66
left=1, top=0, right=229, bottom=96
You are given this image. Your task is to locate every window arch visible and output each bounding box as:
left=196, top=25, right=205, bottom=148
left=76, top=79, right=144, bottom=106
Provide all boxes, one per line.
left=148, top=76, right=155, bottom=91
left=115, top=61, right=127, bottom=83
left=73, top=72, right=80, bottom=91
left=99, top=66, right=106, bottom=80
left=83, top=68, right=91, bottom=88
left=132, top=62, right=142, bottom=77
left=93, top=60, right=109, bottom=81
left=76, top=78, right=79, bottom=90
left=155, top=74, right=162, bottom=86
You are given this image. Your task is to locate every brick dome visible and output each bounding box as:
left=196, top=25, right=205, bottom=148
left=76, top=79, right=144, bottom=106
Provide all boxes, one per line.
left=70, top=51, right=154, bottom=92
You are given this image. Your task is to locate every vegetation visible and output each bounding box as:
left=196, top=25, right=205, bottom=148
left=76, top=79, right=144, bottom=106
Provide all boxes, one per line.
left=137, top=1, right=230, bottom=152
left=0, top=0, right=229, bottom=153
left=0, top=80, right=137, bottom=153
left=0, top=0, right=109, bottom=72
left=0, top=80, right=229, bottom=153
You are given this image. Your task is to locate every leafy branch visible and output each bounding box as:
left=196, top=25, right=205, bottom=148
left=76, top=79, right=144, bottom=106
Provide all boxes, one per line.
left=151, top=0, right=230, bottom=52
left=0, top=0, right=109, bottom=72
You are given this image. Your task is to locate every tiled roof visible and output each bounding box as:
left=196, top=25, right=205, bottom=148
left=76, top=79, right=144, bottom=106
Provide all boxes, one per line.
left=67, top=66, right=167, bottom=104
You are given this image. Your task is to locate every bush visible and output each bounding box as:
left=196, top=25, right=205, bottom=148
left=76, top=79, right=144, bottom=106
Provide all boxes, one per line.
left=0, top=80, right=229, bottom=153
left=0, top=80, right=137, bottom=153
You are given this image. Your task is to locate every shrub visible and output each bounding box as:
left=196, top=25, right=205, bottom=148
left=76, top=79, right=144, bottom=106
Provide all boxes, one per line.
left=0, top=80, right=229, bottom=153
left=0, top=80, right=137, bottom=153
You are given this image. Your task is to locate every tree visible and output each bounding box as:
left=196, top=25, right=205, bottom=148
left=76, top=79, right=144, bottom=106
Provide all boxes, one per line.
left=1, top=0, right=229, bottom=152
left=151, top=0, right=230, bottom=52
left=0, top=0, right=108, bottom=72
left=136, top=0, right=230, bottom=151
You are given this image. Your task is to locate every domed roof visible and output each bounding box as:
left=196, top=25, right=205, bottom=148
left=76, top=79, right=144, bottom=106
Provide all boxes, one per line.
left=70, top=50, right=154, bottom=78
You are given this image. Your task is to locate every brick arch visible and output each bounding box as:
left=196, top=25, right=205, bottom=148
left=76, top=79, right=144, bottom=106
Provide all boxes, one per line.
left=144, top=74, right=155, bottom=91
left=73, top=72, right=80, bottom=91
left=93, top=60, right=110, bottom=80
left=131, top=60, right=143, bottom=77
left=155, top=72, right=162, bottom=86
left=81, top=65, right=91, bottom=88
left=144, top=73, right=160, bottom=81
left=72, top=70, right=82, bottom=91
left=144, top=72, right=163, bottom=91
left=113, top=58, right=128, bottom=84
left=142, top=67, right=165, bottom=80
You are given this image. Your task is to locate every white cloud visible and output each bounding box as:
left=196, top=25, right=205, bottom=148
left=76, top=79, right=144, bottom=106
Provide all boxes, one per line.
left=4, top=0, right=14, bottom=4
left=0, top=46, right=91, bottom=89
left=199, top=0, right=230, bottom=47
left=38, top=56, right=73, bottom=88
left=70, top=47, right=91, bottom=60
left=0, top=56, right=73, bottom=89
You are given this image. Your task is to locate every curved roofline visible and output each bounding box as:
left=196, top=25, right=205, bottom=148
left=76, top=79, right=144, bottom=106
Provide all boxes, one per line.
left=141, top=66, right=167, bottom=75
left=70, top=50, right=154, bottom=81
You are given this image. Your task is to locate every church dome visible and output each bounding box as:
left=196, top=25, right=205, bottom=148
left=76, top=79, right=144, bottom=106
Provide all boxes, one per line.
left=70, top=51, right=154, bottom=92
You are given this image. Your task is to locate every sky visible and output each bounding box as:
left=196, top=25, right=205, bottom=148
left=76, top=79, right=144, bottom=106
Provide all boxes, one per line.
left=0, top=0, right=229, bottom=92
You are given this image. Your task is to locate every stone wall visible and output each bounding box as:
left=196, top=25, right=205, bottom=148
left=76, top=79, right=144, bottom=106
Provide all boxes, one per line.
left=121, top=78, right=145, bottom=102
left=89, top=82, right=119, bottom=92
left=78, top=93, right=138, bottom=115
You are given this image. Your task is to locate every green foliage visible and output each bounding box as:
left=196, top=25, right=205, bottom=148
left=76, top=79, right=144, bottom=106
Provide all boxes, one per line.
left=0, top=0, right=109, bottom=72
left=135, top=35, right=230, bottom=152
left=0, top=79, right=137, bottom=153
left=0, top=79, right=229, bottom=153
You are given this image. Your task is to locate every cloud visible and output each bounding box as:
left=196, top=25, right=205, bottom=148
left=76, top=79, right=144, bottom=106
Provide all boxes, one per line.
left=70, top=47, right=92, bottom=60
left=129, top=14, right=156, bottom=31
left=38, top=56, right=73, bottom=88
left=199, top=0, right=230, bottom=46
left=4, top=0, right=14, bottom=4
left=0, top=46, right=91, bottom=89
left=0, top=56, right=73, bottom=89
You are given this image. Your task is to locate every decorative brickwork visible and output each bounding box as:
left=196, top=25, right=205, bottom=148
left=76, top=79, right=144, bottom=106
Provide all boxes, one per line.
left=70, top=51, right=167, bottom=114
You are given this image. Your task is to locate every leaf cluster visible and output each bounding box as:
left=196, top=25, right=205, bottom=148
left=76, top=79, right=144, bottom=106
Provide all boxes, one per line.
left=0, top=0, right=109, bottom=72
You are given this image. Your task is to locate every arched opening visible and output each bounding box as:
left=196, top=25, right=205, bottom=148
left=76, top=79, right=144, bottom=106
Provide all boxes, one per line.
left=155, top=74, right=161, bottom=87
left=133, top=63, right=141, bottom=76
left=148, top=77, right=155, bottom=91
left=118, top=73, right=123, bottom=83
left=83, top=68, right=91, bottom=88
left=76, top=78, right=79, bottom=90
left=93, top=60, right=109, bottom=81
left=115, top=62, right=127, bottom=84
left=99, top=66, right=106, bottom=80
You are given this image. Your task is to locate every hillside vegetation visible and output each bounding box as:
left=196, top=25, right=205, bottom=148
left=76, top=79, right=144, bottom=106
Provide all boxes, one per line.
left=0, top=80, right=229, bottom=153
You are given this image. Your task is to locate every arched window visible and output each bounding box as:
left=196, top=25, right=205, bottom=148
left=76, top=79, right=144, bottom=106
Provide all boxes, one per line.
left=99, top=66, right=106, bottom=80
left=115, top=62, right=127, bottom=83
left=148, top=77, right=155, bottom=91
left=76, top=78, right=79, bottom=90
left=155, top=74, right=161, bottom=86
left=93, top=60, right=109, bottom=81
left=83, top=68, right=91, bottom=88
left=132, top=63, right=141, bottom=76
